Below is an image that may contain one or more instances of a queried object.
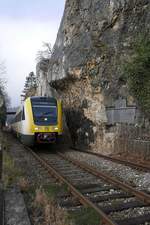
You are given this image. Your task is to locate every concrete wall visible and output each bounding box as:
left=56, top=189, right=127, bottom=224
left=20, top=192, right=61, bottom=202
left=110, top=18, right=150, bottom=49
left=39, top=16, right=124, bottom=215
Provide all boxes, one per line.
left=106, top=98, right=137, bottom=124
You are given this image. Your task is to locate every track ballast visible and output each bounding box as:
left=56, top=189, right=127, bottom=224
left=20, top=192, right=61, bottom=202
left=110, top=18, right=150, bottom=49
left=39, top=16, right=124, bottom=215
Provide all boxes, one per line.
left=25, top=147, right=150, bottom=225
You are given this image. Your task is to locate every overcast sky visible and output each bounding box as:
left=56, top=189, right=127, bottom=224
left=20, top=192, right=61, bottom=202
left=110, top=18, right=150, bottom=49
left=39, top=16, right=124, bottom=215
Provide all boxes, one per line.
left=0, top=0, right=65, bottom=107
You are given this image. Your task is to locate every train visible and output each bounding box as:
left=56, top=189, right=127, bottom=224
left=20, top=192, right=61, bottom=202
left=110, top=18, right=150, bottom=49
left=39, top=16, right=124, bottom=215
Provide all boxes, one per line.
left=11, top=96, right=63, bottom=146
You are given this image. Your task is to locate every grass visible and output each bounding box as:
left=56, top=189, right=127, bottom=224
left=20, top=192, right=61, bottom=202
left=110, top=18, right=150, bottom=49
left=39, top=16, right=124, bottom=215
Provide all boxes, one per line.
left=3, top=151, right=23, bottom=187
left=33, top=186, right=72, bottom=225
left=43, top=183, right=68, bottom=199
left=33, top=185, right=102, bottom=225
left=68, top=207, right=101, bottom=225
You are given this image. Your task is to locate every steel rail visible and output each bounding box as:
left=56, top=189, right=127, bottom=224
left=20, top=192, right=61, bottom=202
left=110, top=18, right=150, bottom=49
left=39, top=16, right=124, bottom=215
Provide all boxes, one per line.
left=71, top=148, right=150, bottom=171
left=58, top=152, right=150, bottom=205
left=25, top=147, right=118, bottom=225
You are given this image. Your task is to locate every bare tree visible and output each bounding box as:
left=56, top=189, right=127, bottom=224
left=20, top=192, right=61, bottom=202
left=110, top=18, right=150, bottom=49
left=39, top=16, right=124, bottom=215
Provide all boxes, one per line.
left=4, top=92, right=11, bottom=107
left=0, top=60, right=9, bottom=126
left=0, top=61, right=11, bottom=107
left=0, top=61, right=7, bottom=92
left=36, top=42, right=52, bottom=62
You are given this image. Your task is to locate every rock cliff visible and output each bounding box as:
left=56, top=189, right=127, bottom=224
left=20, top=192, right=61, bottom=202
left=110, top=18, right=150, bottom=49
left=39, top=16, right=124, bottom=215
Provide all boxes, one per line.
left=37, top=0, right=150, bottom=155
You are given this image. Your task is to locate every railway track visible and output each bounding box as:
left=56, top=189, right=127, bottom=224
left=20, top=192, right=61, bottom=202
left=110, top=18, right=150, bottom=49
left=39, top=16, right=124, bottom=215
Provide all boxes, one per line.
left=26, top=147, right=150, bottom=225
left=71, top=148, right=150, bottom=172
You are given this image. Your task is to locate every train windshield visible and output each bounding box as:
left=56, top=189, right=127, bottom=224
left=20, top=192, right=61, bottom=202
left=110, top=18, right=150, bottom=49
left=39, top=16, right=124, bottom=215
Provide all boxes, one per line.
left=31, top=98, right=57, bottom=125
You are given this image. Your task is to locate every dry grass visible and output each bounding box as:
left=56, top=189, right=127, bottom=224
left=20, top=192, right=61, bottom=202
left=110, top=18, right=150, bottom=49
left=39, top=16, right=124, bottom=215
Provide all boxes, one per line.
left=34, top=188, right=73, bottom=225
left=44, top=201, right=69, bottom=225
left=19, top=178, right=30, bottom=192
left=34, top=189, right=48, bottom=207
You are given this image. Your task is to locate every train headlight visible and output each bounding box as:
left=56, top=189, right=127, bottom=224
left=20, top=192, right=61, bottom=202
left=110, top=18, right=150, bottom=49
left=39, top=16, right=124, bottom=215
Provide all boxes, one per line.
left=54, top=127, right=58, bottom=130
left=35, top=127, right=39, bottom=131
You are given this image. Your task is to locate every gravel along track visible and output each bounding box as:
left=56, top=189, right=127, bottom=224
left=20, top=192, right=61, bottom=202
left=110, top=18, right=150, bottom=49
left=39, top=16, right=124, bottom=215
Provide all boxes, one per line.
left=73, top=149, right=150, bottom=172
left=3, top=132, right=150, bottom=225
left=35, top=151, right=150, bottom=225
left=2, top=133, right=58, bottom=225
left=63, top=150, right=150, bottom=191
left=3, top=139, right=56, bottom=186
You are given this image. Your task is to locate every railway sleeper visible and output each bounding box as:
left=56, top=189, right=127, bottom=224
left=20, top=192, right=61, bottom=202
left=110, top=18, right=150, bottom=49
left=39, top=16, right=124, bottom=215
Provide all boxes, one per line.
left=75, top=183, right=114, bottom=190
left=57, top=186, right=112, bottom=198
left=80, top=186, right=118, bottom=195
left=60, top=171, right=91, bottom=176
left=115, top=213, right=150, bottom=225
left=68, top=177, right=100, bottom=183
left=58, top=192, right=134, bottom=208
left=99, top=200, right=148, bottom=214
left=57, top=169, right=85, bottom=174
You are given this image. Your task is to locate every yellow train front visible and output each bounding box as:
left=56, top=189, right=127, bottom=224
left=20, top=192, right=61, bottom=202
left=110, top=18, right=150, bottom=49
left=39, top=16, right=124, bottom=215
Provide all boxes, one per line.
left=11, top=96, right=63, bottom=146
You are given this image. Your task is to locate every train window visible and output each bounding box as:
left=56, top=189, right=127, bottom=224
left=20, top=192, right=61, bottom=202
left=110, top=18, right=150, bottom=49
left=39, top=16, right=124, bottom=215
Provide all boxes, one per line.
left=32, top=105, right=57, bottom=125
left=15, top=111, right=22, bottom=122
left=31, top=97, right=58, bottom=125
left=31, top=97, right=57, bottom=106
left=12, top=108, right=25, bottom=123
left=22, top=108, right=25, bottom=120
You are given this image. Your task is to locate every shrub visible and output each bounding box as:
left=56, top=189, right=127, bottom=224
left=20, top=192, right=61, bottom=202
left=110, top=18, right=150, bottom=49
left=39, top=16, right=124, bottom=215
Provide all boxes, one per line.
left=124, top=36, right=150, bottom=117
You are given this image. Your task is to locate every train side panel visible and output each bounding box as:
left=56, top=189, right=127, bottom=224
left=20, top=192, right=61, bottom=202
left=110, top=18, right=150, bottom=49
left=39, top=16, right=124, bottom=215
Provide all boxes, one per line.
left=20, top=98, right=35, bottom=146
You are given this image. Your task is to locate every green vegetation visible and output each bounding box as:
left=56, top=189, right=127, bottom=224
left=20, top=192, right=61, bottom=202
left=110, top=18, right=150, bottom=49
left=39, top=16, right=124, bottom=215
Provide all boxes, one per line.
left=38, top=185, right=101, bottom=225
left=24, top=72, right=37, bottom=92
left=123, top=36, right=150, bottom=117
left=3, top=152, right=23, bottom=186
left=43, top=183, right=68, bottom=200
left=68, top=207, right=101, bottom=225
left=33, top=185, right=71, bottom=225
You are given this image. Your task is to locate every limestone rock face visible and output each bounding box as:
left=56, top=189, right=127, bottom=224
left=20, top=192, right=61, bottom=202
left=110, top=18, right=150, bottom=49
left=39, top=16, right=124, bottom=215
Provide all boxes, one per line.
left=36, top=60, right=72, bottom=145
left=38, top=0, right=150, bottom=153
